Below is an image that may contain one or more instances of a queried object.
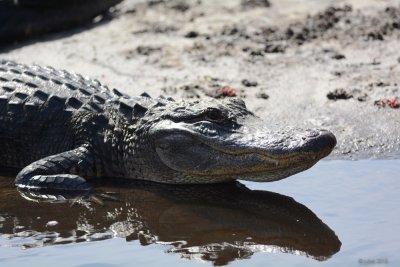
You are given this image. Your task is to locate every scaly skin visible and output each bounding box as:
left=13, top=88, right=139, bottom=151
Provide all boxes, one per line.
left=0, top=60, right=336, bottom=191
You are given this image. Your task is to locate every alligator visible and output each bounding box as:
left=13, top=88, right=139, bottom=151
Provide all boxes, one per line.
left=0, top=60, right=336, bottom=191
left=0, top=0, right=122, bottom=45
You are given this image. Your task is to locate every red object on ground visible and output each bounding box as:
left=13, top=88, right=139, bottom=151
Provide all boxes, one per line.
left=374, top=98, right=399, bottom=109
left=218, top=86, right=236, bottom=97
left=387, top=98, right=399, bottom=108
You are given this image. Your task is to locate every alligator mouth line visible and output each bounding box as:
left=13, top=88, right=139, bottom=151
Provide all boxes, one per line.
left=186, top=142, right=333, bottom=177
left=207, top=141, right=334, bottom=161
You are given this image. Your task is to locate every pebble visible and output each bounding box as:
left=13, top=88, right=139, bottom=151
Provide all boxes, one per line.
left=46, top=221, right=58, bottom=227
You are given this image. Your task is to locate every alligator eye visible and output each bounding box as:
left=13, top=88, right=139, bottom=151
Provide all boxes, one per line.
left=204, top=108, right=225, bottom=121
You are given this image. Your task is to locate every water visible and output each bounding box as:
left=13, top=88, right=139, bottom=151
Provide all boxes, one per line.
left=0, top=160, right=399, bottom=267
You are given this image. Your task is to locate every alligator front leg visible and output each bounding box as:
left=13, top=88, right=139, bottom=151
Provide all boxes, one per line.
left=15, top=145, right=94, bottom=191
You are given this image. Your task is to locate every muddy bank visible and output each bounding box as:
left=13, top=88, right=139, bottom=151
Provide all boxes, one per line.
left=1, top=0, right=400, bottom=159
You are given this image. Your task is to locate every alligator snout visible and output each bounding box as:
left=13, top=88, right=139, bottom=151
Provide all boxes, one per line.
left=298, top=129, right=337, bottom=155
left=315, top=130, right=337, bottom=151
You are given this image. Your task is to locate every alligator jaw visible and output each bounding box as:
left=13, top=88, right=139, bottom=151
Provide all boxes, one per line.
left=186, top=135, right=336, bottom=182
left=152, top=121, right=337, bottom=183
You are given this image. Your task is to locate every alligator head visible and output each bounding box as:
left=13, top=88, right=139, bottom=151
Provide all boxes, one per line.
left=125, top=97, right=336, bottom=184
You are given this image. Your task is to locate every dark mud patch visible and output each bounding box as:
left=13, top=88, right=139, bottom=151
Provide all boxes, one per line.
left=269, top=5, right=400, bottom=46
left=205, top=4, right=400, bottom=58
left=241, top=0, right=271, bottom=9
left=327, top=89, right=353, bottom=101
left=327, top=88, right=368, bottom=102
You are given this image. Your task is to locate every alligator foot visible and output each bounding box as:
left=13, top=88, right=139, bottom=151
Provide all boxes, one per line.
left=15, top=145, right=94, bottom=191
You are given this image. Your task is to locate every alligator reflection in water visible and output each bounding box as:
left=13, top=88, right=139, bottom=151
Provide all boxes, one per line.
left=0, top=178, right=341, bottom=265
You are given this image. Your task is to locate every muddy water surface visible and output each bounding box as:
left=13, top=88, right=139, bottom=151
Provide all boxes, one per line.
left=0, top=160, right=399, bottom=266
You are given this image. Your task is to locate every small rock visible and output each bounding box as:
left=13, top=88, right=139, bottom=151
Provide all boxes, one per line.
left=148, top=0, right=164, bottom=7
left=256, top=92, right=269, bottom=99
left=185, top=31, right=199, bottom=38
left=46, top=221, right=58, bottom=227
left=376, top=81, right=390, bottom=87
left=264, top=43, right=286, bottom=53
left=332, top=53, right=346, bottom=60
left=332, top=71, right=343, bottom=77
left=371, top=59, right=381, bottom=65
left=242, top=79, right=258, bottom=87
left=136, top=46, right=161, bottom=56
left=357, top=94, right=368, bottom=102
left=171, top=3, right=190, bottom=12
left=367, top=32, right=384, bottom=41
left=250, top=50, right=264, bottom=56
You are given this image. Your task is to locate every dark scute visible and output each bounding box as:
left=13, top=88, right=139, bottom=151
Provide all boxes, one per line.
left=119, top=102, right=134, bottom=119
left=10, top=68, right=22, bottom=74
left=112, top=88, right=124, bottom=97
left=78, top=88, right=92, bottom=96
left=24, top=71, right=36, bottom=77
left=13, top=92, right=29, bottom=101
left=88, top=102, right=102, bottom=112
left=140, top=92, right=151, bottom=98
left=2, top=86, right=15, bottom=92
left=133, top=103, right=147, bottom=117
left=51, top=79, right=62, bottom=85
left=32, top=90, right=49, bottom=102
left=66, top=97, right=83, bottom=110
left=65, top=83, right=77, bottom=90
left=93, top=95, right=106, bottom=104
left=12, top=78, right=24, bottom=84
left=47, top=95, right=65, bottom=109
left=38, top=74, right=50, bottom=81
left=25, top=82, right=38, bottom=88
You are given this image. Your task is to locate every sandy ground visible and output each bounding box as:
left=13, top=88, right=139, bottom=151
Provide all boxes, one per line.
left=1, top=0, right=400, bottom=159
